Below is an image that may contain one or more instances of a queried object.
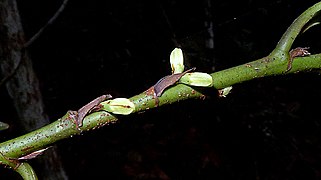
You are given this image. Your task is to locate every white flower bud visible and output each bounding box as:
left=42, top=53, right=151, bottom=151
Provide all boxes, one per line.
left=170, top=48, right=184, bottom=74
left=101, top=98, right=135, bottom=115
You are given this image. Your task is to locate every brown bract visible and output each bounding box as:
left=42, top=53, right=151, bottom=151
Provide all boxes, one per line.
left=153, top=67, right=196, bottom=97
left=287, top=47, right=310, bottom=71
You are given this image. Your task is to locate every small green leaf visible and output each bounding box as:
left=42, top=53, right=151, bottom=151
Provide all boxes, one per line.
left=179, top=72, right=213, bottom=87
left=170, top=48, right=184, bottom=74
left=218, top=86, right=233, bottom=97
left=0, top=121, right=9, bottom=131
left=101, top=98, right=135, bottom=115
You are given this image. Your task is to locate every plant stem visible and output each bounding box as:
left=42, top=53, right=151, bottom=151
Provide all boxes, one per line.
left=212, top=54, right=321, bottom=89
left=1, top=53, right=320, bottom=160
left=1, top=1, right=321, bottom=178
left=270, top=1, right=321, bottom=58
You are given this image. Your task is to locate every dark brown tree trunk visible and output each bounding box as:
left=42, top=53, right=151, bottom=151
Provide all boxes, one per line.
left=0, top=0, right=68, bottom=179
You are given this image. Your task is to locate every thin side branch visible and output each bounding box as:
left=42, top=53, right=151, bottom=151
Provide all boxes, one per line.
left=0, top=0, right=69, bottom=88
left=24, top=0, right=69, bottom=47
left=270, top=1, right=321, bottom=58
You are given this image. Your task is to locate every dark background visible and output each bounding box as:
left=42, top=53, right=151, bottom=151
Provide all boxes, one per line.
left=1, top=0, right=321, bottom=179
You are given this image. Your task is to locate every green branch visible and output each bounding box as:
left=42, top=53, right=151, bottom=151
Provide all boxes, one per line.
left=212, top=53, right=321, bottom=89
left=1, top=1, right=321, bottom=179
left=270, top=1, right=321, bottom=59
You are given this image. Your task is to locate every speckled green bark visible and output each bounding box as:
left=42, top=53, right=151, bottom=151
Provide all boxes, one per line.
left=211, top=54, right=321, bottom=89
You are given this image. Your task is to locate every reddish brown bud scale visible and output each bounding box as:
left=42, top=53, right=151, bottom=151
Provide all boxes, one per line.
left=286, top=47, right=310, bottom=72
left=153, top=67, right=196, bottom=97
left=76, top=94, right=112, bottom=128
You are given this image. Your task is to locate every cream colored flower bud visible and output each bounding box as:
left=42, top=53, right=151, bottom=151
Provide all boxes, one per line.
left=170, top=48, right=184, bottom=74
left=218, top=86, right=233, bottom=97
left=179, top=72, right=213, bottom=87
left=101, top=98, right=135, bottom=115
